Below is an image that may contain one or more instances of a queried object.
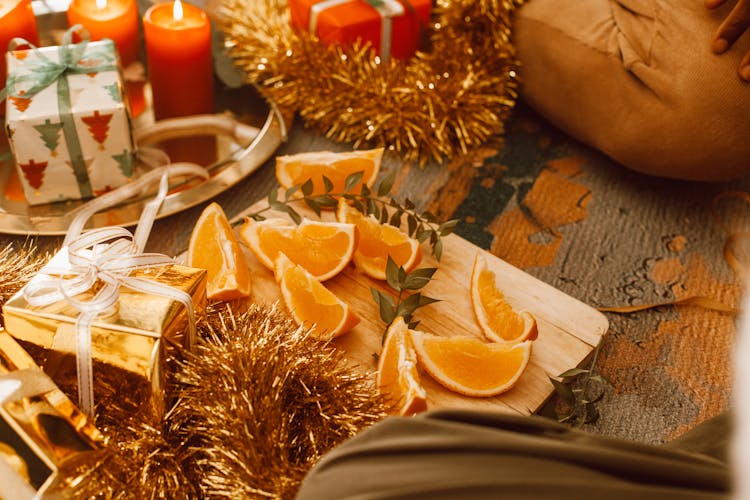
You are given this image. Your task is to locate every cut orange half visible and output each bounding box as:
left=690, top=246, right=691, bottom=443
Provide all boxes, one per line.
left=411, top=332, right=532, bottom=397
left=336, top=200, right=421, bottom=281
left=470, top=254, right=538, bottom=343
left=274, top=253, right=360, bottom=340
left=377, top=317, right=428, bottom=416
left=187, top=202, right=252, bottom=301
left=240, top=217, right=357, bottom=281
left=276, top=148, right=383, bottom=196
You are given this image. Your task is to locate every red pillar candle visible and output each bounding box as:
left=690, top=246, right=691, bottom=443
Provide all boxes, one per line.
left=0, top=0, right=38, bottom=93
left=143, top=0, right=214, bottom=120
left=66, top=0, right=139, bottom=67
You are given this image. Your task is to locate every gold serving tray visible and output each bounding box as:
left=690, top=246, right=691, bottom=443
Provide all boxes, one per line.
left=0, top=4, right=287, bottom=236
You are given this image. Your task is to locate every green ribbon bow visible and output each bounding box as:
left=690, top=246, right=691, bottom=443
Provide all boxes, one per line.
left=0, top=24, right=116, bottom=102
left=1, top=25, right=120, bottom=199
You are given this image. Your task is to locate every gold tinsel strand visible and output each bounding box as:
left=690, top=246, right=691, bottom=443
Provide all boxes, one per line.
left=57, top=302, right=386, bottom=499
left=0, top=241, right=48, bottom=327
left=169, top=303, right=387, bottom=499
left=218, top=0, right=522, bottom=164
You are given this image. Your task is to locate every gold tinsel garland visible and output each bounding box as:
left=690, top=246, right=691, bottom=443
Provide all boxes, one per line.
left=0, top=241, right=48, bottom=328
left=219, top=0, right=523, bottom=164
left=55, top=303, right=387, bottom=499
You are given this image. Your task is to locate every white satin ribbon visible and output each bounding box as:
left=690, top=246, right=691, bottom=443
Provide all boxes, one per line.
left=21, top=154, right=208, bottom=418
left=308, top=0, right=405, bottom=61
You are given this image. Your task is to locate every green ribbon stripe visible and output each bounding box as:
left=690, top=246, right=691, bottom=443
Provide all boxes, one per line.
left=0, top=26, right=118, bottom=199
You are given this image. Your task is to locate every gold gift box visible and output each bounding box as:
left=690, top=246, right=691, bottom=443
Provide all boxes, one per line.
left=2, top=249, right=207, bottom=419
left=0, top=330, right=102, bottom=495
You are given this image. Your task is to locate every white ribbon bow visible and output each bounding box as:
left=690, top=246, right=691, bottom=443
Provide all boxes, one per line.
left=21, top=157, right=208, bottom=418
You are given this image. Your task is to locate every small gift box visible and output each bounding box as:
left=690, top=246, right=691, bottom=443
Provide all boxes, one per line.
left=3, top=33, right=134, bottom=205
left=0, top=330, right=102, bottom=496
left=2, top=247, right=207, bottom=420
left=289, top=0, right=431, bottom=61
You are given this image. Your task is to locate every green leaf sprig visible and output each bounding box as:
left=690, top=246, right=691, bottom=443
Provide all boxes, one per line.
left=371, top=256, right=439, bottom=342
left=246, top=171, right=459, bottom=261
left=548, top=340, right=606, bottom=427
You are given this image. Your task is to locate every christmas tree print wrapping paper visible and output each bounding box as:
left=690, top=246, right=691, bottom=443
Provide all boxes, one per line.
left=4, top=39, right=134, bottom=206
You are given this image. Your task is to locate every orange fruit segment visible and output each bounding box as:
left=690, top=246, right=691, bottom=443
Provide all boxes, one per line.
left=377, top=317, right=428, bottom=416
left=470, top=254, right=538, bottom=343
left=275, top=148, right=383, bottom=196
left=274, top=253, right=360, bottom=340
left=411, top=332, right=532, bottom=397
left=336, top=200, right=421, bottom=281
left=240, top=217, right=357, bottom=281
left=187, top=202, right=252, bottom=301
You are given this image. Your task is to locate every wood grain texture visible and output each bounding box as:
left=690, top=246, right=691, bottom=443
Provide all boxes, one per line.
left=225, top=201, right=608, bottom=416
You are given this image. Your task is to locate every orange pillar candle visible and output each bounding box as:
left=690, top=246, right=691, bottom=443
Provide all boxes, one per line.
left=66, top=0, right=139, bottom=67
left=143, top=0, right=214, bottom=120
left=0, top=0, right=38, bottom=93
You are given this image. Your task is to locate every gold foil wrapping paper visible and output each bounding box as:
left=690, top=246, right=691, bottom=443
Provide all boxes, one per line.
left=0, top=330, right=102, bottom=494
left=2, top=250, right=207, bottom=420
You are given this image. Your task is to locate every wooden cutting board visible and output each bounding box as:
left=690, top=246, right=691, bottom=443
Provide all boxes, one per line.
left=223, top=202, right=609, bottom=416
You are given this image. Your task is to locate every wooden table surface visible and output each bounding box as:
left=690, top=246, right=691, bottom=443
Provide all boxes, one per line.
left=1, top=92, right=747, bottom=446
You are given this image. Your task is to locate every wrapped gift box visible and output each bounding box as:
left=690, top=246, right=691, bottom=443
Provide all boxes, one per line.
left=0, top=330, right=102, bottom=496
left=289, top=0, right=431, bottom=60
left=4, top=39, right=135, bottom=205
left=2, top=248, right=207, bottom=419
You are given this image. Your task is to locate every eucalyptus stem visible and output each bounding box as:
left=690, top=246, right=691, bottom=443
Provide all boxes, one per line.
left=245, top=170, right=458, bottom=260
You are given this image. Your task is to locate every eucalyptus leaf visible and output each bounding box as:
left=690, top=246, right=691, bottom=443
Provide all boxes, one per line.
left=377, top=170, right=396, bottom=197
left=385, top=257, right=400, bottom=291
left=268, top=188, right=278, bottom=204
left=345, top=171, right=364, bottom=192
left=439, top=219, right=459, bottom=236
left=407, top=215, right=418, bottom=236
left=323, top=175, right=334, bottom=193
left=404, top=198, right=415, bottom=210
left=549, top=378, right=575, bottom=406
left=305, top=199, right=322, bottom=217
left=417, top=295, right=440, bottom=307
left=285, top=206, right=302, bottom=225
left=433, top=238, right=443, bottom=261
left=558, top=368, right=589, bottom=378
left=416, top=229, right=432, bottom=243
left=389, top=211, right=402, bottom=228
left=285, top=184, right=300, bottom=200
left=301, top=179, right=314, bottom=196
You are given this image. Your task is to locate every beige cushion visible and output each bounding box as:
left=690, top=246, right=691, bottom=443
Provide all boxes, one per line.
left=515, top=0, right=750, bottom=181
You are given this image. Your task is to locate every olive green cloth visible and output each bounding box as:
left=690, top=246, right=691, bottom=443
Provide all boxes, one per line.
left=296, top=410, right=731, bottom=499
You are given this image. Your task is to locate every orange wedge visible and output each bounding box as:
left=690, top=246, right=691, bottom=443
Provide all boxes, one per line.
left=336, top=200, right=421, bottom=281
left=187, top=202, right=252, bottom=301
left=377, top=317, right=428, bottom=416
left=274, top=253, right=360, bottom=340
left=411, top=332, right=532, bottom=397
left=240, top=217, right=357, bottom=281
left=470, top=254, right=538, bottom=343
left=276, top=148, right=383, bottom=196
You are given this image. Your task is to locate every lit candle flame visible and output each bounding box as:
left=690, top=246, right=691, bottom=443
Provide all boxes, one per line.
left=173, top=0, right=183, bottom=21
left=96, top=0, right=107, bottom=8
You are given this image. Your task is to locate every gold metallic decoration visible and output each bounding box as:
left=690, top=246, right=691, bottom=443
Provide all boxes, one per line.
left=54, top=303, right=387, bottom=498
left=170, top=302, right=387, bottom=498
left=3, top=256, right=208, bottom=422
left=0, top=242, right=48, bottom=326
left=218, top=0, right=522, bottom=164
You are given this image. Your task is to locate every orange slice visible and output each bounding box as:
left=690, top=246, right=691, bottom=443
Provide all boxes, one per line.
left=187, top=202, right=252, bottom=301
left=411, top=332, right=532, bottom=397
left=275, top=148, right=383, bottom=196
left=377, top=317, right=428, bottom=416
left=274, top=253, right=360, bottom=340
left=240, top=217, right=357, bottom=281
left=470, top=254, right=538, bottom=343
left=336, top=200, right=421, bottom=281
